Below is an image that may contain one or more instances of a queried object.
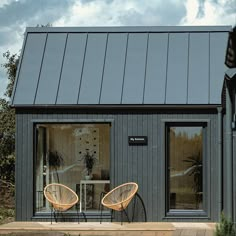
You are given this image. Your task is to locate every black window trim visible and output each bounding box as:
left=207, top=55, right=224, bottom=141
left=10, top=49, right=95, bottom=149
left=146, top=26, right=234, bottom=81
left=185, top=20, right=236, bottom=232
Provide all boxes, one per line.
left=160, top=119, right=211, bottom=219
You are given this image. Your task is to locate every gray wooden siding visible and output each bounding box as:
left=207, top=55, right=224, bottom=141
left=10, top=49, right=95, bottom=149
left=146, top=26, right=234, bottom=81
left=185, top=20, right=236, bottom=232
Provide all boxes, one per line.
left=15, top=109, right=220, bottom=222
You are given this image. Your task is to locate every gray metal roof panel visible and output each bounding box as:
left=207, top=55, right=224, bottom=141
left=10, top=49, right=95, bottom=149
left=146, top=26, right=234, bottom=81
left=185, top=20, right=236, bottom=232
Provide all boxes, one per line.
left=78, top=33, right=107, bottom=104
left=165, top=33, right=189, bottom=104
left=143, top=33, right=168, bottom=104
left=13, top=33, right=46, bottom=105
left=11, top=26, right=231, bottom=107
left=56, top=33, right=87, bottom=104
left=187, top=33, right=209, bottom=104
left=209, top=32, right=229, bottom=104
left=122, top=33, right=148, bottom=104
left=34, top=33, right=67, bottom=104
left=100, top=33, right=127, bottom=104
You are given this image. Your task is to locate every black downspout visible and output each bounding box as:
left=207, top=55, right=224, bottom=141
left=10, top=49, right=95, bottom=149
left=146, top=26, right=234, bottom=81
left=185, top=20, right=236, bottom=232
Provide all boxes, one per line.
left=225, top=82, right=233, bottom=218
left=217, top=106, right=223, bottom=220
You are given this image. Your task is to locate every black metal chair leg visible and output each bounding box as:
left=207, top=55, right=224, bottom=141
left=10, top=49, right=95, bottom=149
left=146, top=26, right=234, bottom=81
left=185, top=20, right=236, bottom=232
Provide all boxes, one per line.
left=82, top=211, right=87, bottom=222
left=121, top=209, right=123, bottom=225
left=76, top=203, right=80, bottom=224
left=124, top=209, right=130, bottom=223
left=111, top=209, right=113, bottom=222
left=100, top=202, right=104, bottom=224
left=53, top=210, right=58, bottom=223
left=135, top=192, right=147, bottom=222
left=50, top=206, right=53, bottom=224
left=132, top=194, right=137, bottom=222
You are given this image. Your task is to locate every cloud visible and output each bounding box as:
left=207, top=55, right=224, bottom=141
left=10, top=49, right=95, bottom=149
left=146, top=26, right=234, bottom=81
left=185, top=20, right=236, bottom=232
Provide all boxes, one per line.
left=0, top=0, right=76, bottom=27
left=54, top=0, right=235, bottom=28
left=0, top=0, right=77, bottom=50
left=196, top=0, right=205, bottom=18
left=0, top=0, right=77, bottom=98
left=54, top=0, right=186, bottom=26
left=0, top=0, right=235, bottom=98
left=181, top=0, right=236, bottom=25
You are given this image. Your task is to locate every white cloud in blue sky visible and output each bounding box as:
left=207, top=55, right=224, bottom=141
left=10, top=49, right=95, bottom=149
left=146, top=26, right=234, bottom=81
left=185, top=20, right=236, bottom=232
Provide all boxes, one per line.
left=0, top=0, right=235, bottom=98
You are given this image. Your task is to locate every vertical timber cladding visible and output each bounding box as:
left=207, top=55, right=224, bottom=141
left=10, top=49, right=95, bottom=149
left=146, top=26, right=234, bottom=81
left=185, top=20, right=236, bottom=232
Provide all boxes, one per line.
left=15, top=109, right=219, bottom=221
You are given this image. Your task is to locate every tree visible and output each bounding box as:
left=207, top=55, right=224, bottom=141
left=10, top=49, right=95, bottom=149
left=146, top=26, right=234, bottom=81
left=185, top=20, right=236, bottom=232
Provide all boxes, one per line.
left=0, top=51, right=19, bottom=185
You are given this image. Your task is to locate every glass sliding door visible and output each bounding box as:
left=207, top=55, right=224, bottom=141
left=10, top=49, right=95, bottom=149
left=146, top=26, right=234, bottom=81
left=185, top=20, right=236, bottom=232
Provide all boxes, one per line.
left=34, top=123, right=110, bottom=214
left=166, top=123, right=205, bottom=212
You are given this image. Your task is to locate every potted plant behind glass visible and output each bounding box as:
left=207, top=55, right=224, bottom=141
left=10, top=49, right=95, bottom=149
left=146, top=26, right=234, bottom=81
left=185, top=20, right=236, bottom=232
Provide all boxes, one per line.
left=183, top=152, right=202, bottom=209
left=80, top=149, right=97, bottom=180
left=48, top=150, right=64, bottom=183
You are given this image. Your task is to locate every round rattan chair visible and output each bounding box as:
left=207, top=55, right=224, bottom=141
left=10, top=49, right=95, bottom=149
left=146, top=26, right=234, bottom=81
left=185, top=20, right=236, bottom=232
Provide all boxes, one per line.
left=44, top=183, right=81, bottom=224
left=100, top=182, right=138, bottom=224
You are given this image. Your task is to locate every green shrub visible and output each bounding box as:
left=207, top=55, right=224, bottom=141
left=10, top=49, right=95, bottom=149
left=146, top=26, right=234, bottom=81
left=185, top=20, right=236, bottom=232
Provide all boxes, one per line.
left=0, top=207, right=14, bottom=224
left=215, top=213, right=236, bottom=236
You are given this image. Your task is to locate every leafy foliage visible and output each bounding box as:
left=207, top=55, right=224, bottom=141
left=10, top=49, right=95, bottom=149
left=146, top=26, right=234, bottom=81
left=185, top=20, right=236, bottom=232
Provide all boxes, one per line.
left=0, top=51, right=19, bottom=185
left=80, top=150, right=97, bottom=175
left=215, top=213, right=236, bottom=236
left=2, top=51, right=19, bottom=98
left=183, top=152, right=203, bottom=193
left=0, top=207, right=14, bottom=225
left=48, top=150, right=64, bottom=183
left=48, top=150, right=64, bottom=169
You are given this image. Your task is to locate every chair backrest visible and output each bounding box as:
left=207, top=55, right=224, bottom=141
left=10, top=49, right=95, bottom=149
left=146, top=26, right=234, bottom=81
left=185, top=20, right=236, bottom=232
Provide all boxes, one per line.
left=44, top=183, right=78, bottom=211
left=101, top=182, right=138, bottom=211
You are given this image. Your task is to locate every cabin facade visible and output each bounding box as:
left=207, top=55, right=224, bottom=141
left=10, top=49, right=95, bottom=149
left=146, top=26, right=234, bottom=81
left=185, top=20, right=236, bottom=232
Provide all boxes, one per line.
left=11, top=26, right=234, bottom=222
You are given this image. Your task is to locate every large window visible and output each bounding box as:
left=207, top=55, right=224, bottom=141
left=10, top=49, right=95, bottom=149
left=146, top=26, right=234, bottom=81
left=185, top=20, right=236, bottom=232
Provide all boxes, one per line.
left=166, top=123, right=206, bottom=213
left=34, top=123, right=110, bottom=213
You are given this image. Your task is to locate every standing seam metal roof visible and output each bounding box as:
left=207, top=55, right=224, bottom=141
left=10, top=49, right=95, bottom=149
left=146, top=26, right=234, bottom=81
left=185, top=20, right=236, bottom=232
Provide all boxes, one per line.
left=11, top=26, right=231, bottom=106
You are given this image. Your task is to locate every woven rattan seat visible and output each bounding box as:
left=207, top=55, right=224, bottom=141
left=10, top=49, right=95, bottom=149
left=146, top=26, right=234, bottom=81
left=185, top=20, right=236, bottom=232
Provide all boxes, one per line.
left=44, top=183, right=84, bottom=223
left=100, top=182, right=138, bottom=224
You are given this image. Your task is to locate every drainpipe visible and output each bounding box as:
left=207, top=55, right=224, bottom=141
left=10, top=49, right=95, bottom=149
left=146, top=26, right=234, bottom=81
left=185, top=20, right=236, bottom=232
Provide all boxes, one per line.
left=225, top=68, right=236, bottom=220
left=217, top=106, right=223, bottom=220
left=225, top=82, right=233, bottom=218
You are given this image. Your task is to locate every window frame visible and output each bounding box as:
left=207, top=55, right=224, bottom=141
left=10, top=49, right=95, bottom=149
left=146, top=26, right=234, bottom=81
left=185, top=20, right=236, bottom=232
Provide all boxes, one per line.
left=32, top=118, right=114, bottom=217
left=161, top=119, right=211, bottom=219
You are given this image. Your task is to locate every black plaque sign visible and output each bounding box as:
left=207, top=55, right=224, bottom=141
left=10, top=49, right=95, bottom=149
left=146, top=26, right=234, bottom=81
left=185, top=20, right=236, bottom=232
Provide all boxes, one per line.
left=128, top=136, right=148, bottom=145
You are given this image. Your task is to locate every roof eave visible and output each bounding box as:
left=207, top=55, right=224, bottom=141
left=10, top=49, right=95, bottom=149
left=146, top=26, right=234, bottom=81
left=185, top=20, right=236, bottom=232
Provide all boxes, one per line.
left=25, top=25, right=232, bottom=34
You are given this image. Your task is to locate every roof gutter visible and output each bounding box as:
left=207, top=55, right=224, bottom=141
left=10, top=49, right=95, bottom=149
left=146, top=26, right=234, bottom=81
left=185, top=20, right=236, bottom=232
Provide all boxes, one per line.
left=11, top=104, right=221, bottom=110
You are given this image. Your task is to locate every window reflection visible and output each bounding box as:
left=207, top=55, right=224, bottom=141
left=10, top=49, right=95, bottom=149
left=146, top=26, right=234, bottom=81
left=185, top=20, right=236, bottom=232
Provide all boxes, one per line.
left=168, top=126, right=203, bottom=210
left=35, top=123, right=110, bottom=213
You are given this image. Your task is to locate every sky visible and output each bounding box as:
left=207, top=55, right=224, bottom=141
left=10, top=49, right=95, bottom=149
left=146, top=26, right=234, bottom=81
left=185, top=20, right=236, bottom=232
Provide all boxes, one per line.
left=0, top=0, right=235, bottom=98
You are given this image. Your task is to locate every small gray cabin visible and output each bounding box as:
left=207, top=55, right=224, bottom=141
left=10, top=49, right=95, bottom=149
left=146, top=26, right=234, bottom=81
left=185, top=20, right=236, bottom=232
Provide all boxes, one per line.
left=11, top=25, right=236, bottom=222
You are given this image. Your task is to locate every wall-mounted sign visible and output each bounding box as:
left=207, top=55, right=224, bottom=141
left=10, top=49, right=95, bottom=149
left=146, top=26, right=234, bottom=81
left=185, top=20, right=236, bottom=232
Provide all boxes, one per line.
left=128, top=136, right=148, bottom=145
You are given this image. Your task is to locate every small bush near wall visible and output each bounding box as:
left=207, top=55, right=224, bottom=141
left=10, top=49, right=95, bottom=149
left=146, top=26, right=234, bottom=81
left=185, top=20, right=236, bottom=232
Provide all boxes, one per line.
left=0, top=207, right=14, bottom=224
left=0, top=180, right=14, bottom=224
left=215, top=213, right=236, bottom=236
